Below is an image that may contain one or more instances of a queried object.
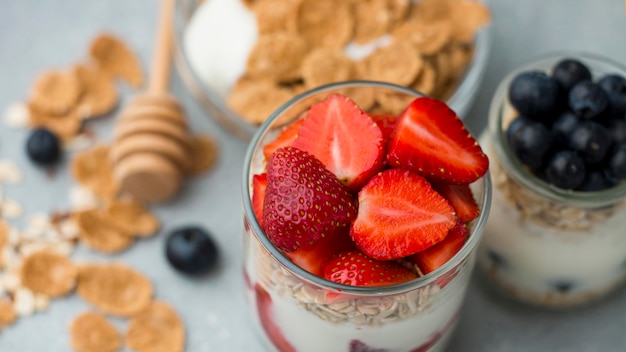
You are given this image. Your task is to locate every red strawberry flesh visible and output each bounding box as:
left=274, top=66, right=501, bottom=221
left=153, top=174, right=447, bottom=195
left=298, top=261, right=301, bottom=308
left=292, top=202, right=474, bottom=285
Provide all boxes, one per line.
left=286, top=231, right=355, bottom=276
left=252, top=173, right=267, bottom=228
left=410, top=219, right=469, bottom=274
left=263, top=147, right=357, bottom=252
left=387, top=97, right=489, bottom=184
left=255, top=284, right=296, bottom=352
left=350, top=168, right=456, bottom=260
left=432, top=182, right=480, bottom=223
left=323, top=250, right=417, bottom=287
left=263, top=118, right=304, bottom=161
left=293, top=94, right=384, bottom=192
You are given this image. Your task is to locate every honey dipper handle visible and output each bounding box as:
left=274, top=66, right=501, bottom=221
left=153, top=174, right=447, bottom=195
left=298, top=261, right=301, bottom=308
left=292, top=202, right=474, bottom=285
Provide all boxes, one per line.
left=149, top=0, right=175, bottom=93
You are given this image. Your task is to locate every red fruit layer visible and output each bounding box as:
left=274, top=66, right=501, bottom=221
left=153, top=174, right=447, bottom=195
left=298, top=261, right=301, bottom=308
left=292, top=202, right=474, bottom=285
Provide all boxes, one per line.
left=263, top=118, right=304, bottom=161
left=387, top=97, right=489, bottom=184
left=255, top=284, right=295, bottom=352
left=293, top=94, right=384, bottom=192
left=350, top=168, right=456, bottom=260
left=252, top=173, right=267, bottom=228
left=432, top=182, right=480, bottom=223
left=410, top=219, right=469, bottom=274
left=286, top=231, right=355, bottom=276
left=263, top=147, right=357, bottom=252
left=324, top=250, right=417, bottom=287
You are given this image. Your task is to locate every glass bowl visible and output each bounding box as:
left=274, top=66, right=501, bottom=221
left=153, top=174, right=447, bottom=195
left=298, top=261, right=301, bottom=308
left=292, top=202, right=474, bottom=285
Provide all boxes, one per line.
left=241, top=81, right=492, bottom=351
left=477, top=51, right=626, bottom=307
left=173, top=0, right=492, bottom=141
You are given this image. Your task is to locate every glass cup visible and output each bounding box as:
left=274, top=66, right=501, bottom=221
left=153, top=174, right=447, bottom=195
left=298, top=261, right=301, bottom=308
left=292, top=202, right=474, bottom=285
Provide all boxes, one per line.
left=477, top=52, right=626, bottom=308
left=241, top=81, right=492, bottom=351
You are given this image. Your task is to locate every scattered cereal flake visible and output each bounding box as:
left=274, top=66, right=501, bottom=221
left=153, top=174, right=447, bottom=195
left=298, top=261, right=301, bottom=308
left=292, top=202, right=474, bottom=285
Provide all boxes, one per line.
left=19, top=250, right=77, bottom=297
left=0, top=299, right=17, bottom=329
left=28, top=104, right=83, bottom=141
left=0, top=220, right=7, bottom=259
left=89, top=33, right=144, bottom=88
left=104, top=198, right=160, bottom=237
left=363, top=41, right=423, bottom=86
left=353, top=0, right=392, bottom=44
left=251, top=0, right=300, bottom=34
left=450, top=0, right=491, bottom=43
left=29, top=69, right=82, bottom=115
left=227, top=78, right=294, bottom=124
left=70, top=145, right=119, bottom=199
left=3, top=101, right=29, bottom=128
left=245, top=32, right=308, bottom=82
left=69, top=185, right=102, bottom=211
left=57, top=217, right=81, bottom=241
left=291, top=0, right=354, bottom=48
left=125, top=301, right=185, bottom=352
left=34, top=293, right=50, bottom=312
left=447, top=44, right=474, bottom=80
left=13, top=287, right=36, bottom=317
left=1, top=198, right=24, bottom=219
left=187, top=135, right=219, bottom=176
left=1, top=269, right=20, bottom=292
left=300, top=48, right=354, bottom=89
left=411, top=61, right=438, bottom=96
left=77, top=263, right=153, bottom=317
left=74, top=210, right=133, bottom=254
left=74, top=63, right=119, bottom=119
left=393, top=19, right=453, bottom=55
left=375, top=89, right=416, bottom=115
left=70, top=311, right=123, bottom=352
left=1, top=247, right=20, bottom=271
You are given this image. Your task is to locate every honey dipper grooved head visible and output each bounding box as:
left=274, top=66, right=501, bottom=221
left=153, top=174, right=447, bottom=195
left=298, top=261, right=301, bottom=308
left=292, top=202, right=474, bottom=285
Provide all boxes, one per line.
left=114, top=152, right=182, bottom=203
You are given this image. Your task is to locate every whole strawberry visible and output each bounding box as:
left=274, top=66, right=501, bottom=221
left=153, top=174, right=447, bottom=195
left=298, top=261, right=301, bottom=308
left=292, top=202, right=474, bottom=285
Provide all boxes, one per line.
left=263, top=147, right=358, bottom=252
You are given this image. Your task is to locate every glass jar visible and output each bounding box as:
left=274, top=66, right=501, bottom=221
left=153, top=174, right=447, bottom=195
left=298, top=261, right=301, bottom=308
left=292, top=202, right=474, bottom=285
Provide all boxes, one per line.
left=477, top=53, right=626, bottom=308
left=241, top=81, right=491, bottom=352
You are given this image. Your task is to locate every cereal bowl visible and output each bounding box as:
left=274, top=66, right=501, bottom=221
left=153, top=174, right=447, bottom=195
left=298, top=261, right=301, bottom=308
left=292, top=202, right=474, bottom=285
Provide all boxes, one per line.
left=477, top=51, right=626, bottom=308
left=173, top=0, right=492, bottom=141
left=241, top=81, right=492, bottom=351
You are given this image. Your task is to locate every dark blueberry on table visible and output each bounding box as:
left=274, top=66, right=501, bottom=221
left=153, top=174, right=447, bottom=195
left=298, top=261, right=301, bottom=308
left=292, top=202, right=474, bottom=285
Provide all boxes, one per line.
left=508, top=71, right=560, bottom=120
left=508, top=119, right=553, bottom=169
left=598, top=74, right=626, bottom=118
left=606, top=118, right=626, bottom=145
left=166, top=226, right=219, bottom=275
left=552, top=58, right=592, bottom=92
left=544, top=150, right=586, bottom=189
left=576, top=168, right=616, bottom=192
left=568, top=81, right=609, bottom=120
left=608, top=143, right=626, bottom=179
left=552, top=281, right=576, bottom=294
left=551, top=111, right=580, bottom=148
left=26, top=127, right=61, bottom=166
left=568, top=121, right=612, bottom=164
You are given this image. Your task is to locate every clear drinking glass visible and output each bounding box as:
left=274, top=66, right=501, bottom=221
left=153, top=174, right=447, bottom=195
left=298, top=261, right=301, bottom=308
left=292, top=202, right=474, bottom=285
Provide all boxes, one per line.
left=241, top=81, right=492, bottom=351
left=477, top=52, right=626, bottom=308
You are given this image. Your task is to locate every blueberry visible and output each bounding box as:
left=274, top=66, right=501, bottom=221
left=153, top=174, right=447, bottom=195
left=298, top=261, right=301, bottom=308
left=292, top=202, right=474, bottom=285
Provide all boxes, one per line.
left=552, top=58, right=592, bottom=92
left=550, top=111, right=580, bottom=148
left=576, top=169, right=616, bottom=192
left=569, top=121, right=612, bottom=164
left=598, top=74, right=626, bottom=118
left=606, top=118, right=626, bottom=144
left=26, top=127, right=61, bottom=166
left=508, top=71, right=560, bottom=120
left=506, top=115, right=533, bottom=145
left=568, top=81, right=609, bottom=120
left=544, top=150, right=586, bottom=189
left=608, top=143, right=626, bottom=179
left=508, top=120, right=553, bottom=169
left=165, top=226, right=219, bottom=275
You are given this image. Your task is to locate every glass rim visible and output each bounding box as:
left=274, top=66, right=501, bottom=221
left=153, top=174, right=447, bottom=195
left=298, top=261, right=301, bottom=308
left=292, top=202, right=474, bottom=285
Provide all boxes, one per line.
left=172, top=0, right=492, bottom=142
left=241, top=80, right=492, bottom=296
left=488, top=51, right=626, bottom=208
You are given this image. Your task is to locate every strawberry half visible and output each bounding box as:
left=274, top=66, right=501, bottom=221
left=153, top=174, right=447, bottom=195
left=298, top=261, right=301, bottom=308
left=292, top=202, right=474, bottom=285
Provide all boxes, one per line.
left=432, top=182, right=480, bottom=223
left=286, top=231, right=355, bottom=276
left=262, top=118, right=304, bottom=161
left=293, top=94, right=384, bottom=192
left=263, top=147, right=357, bottom=252
left=409, top=219, right=469, bottom=274
left=255, top=284, right=296, bottom=352
left=323, top=250, right=417, bottom=287
left=387, top=97, right=489, bottom=184
left=252, top=173, right=267, bottom=228
left=350, top=168, right=456, bottom=260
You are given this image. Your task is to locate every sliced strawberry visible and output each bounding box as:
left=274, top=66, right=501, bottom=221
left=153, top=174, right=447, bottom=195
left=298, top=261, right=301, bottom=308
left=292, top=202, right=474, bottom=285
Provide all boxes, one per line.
left=293, top=94, right=384, bottom=192
left=371, top=113, right=399, bottom=143
left=286, top=231, right=355, bottom=276
left=263, top=147, right=357, bottom=252
left=349, top=340, right=388, bottom=351
left=387, top=97, right=489, bottom=184
left=409, top=219, right=469, bottom=274
left=255, top=284, right=296, bottom=352
left=324, top=250, right=417, bottom=287
left=262, top=118, right=304, bottom=161
left=252, top=173, right=267, bottom=228
left=432, top=182, right=480, bottom=223
left=350, top=168, right=456, bottom=260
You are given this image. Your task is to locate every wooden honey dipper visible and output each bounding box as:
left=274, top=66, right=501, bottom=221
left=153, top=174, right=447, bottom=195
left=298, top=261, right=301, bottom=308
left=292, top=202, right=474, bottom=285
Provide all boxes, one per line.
left=111, top=0, right=191, bottom=203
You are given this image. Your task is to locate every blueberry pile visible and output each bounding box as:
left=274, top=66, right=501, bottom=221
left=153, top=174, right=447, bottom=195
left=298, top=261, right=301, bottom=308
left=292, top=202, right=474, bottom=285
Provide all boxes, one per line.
left=506, top=58, right=626, bottom=191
